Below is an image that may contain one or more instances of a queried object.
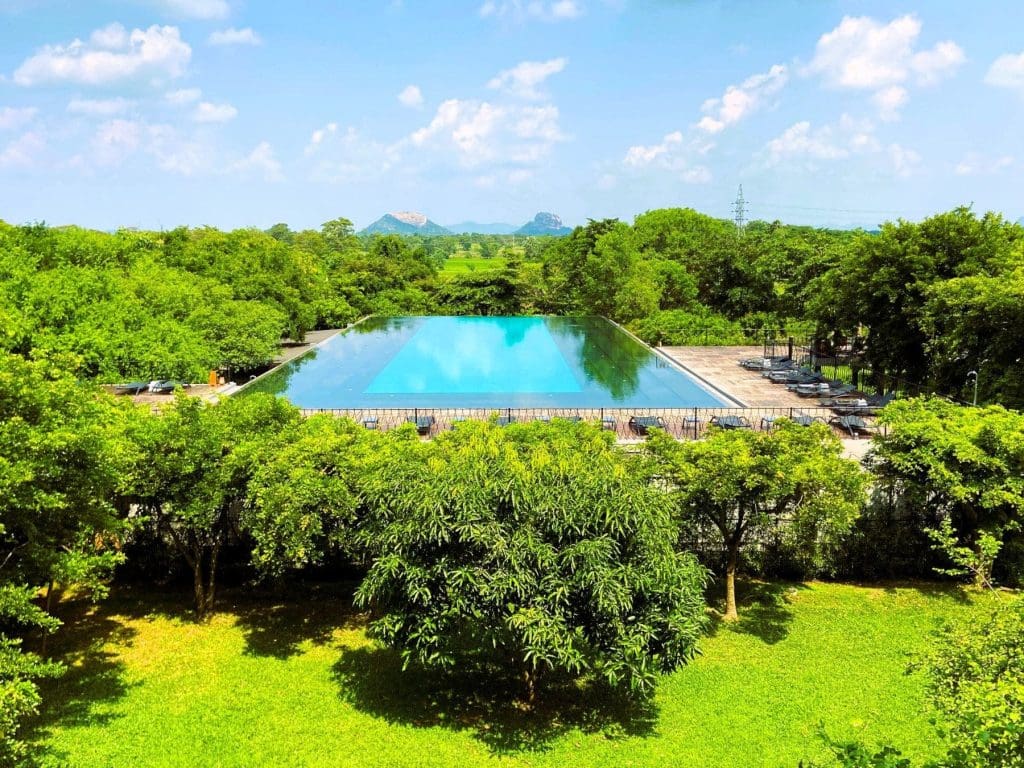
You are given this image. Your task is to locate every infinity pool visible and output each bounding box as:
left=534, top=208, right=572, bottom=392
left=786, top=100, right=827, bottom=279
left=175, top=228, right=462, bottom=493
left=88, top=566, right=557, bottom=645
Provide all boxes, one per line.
left=244, top=316, right=729, bottom=409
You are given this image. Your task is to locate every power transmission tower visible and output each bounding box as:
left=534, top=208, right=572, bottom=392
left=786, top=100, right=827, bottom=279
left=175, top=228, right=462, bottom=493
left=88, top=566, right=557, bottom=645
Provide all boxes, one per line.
left=732, top=184, right=748, bottom=233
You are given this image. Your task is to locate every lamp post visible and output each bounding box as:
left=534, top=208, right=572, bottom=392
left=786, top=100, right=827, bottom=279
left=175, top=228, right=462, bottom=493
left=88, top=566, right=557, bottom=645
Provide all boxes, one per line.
left=966, top=370, right=979, bottom=406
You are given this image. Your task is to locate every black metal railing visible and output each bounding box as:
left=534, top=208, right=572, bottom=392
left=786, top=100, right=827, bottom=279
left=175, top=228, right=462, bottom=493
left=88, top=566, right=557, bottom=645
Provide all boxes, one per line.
left=296, top=406, right=879, bottom=440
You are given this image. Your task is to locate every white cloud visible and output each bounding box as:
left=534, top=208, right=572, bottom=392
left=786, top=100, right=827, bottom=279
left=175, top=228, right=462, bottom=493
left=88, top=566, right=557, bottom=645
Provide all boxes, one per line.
left=622, top=130, right=712, bottom=183
left=872, top=85, right=907, bottom=122
left=911, top=41, right=966, bottom=85
left=68, top=97, right=131, bottom=116
left=766, top=121, right=848, bottom=164
left=146, top=124, right=212, bottom=175
left=697, top=63, right=788, bottom=134
left=306, top=125, right=400, bottom=183
left=232, top=141, right=283, bottom=182
left=954, top=152, right=1015, bottom=176
left=193, top=101, right=236, bottom=123
left=0, top=131, right=44, bottom=167
left=154, top=0, right=229, bottom=20
left=397, top=84, right=423, bottom=108
left=13, top=23, right=191, bottom=87
left=763, top=116, right=921, bottom=178
left=985, top=51, right=1024, bottom=93
left=887, top=143, right=920, bottom=178
left=407, top=97, right=566, bottom=169
left=624, top=131, right=683, bottom=167
left=487, top=57, right=567, bottom=99
left=513, top=105, right=565, bottom=142
left=479, top=0, right=583, bottom=23
left=91, top=118, right=142, bottom=165
left=165, top=87, right=201, bottom=105
left=208, top=27, right=261, bottom=46
left=0, top=106, right=37, bottom=131
left=304, top=122, right=338, bottom=155
left=804, top=15, right=964, bottom=120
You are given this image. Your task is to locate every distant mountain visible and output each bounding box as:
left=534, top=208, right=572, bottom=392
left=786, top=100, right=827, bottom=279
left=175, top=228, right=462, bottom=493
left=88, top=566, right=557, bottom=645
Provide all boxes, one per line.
left=515, top=212, right=573, bottom=236
left=446, top=221, right=518, bottom=235
left=360, top=211, right=451, bottom=236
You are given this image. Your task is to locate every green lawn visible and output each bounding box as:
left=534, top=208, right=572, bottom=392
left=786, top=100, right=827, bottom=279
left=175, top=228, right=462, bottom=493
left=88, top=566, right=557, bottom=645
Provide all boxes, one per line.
left=440, top=256, right=507, bottom=275
left=31, top=581, right=1006, bottom=768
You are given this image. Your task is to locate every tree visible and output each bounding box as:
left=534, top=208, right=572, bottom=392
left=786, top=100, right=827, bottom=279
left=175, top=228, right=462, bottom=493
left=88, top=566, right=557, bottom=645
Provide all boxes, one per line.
left=244, top=415, right=386, bottom=576
left=0, top=353, right=127, bottom=762
left=126, top=393, right=300, bottom=618
left=354, top=420, right=709, bottom=702
left=919, top=596, right=1024, bottom=768
left=648, top=422, right=865, bottom=620
left=870, top=399, right=1024, bottom=588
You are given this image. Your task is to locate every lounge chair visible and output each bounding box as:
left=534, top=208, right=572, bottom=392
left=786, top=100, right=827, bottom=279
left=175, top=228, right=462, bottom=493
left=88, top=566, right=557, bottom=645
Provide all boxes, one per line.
left=768, top=368, right=819, bottom=384
left=628, top=415, right=666, bottom=436
left=362, top=415, right=379, bottom=430
left=148, top=380, right=189, bottom=394
left=790, top=414, right=826, bottom=427
left=496, top=415, right=516, bottom=427
left=808, top=383, right=856, bottom=400
left=406, top=415, right=435, bottom=435
left=828, top=414, right=875, bottom=438
left=819, top=390, right=867, bottom=407
left=601, top=415, right=616, bottom=431
left=830, top=392, right=895, bottom=416
left=792, top=381, right=831, bottom=396
left=739, top=356, right=791, bottom=371
left=710, top=414, right=753, bottom=430
left=113, top=381, right=149, bottom=395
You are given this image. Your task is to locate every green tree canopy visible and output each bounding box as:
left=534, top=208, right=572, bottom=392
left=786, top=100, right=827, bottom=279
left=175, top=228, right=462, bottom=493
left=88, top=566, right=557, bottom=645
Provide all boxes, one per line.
left=648, top=421, right=865, bottom=620
left=353, top=420, right=709, bottom=701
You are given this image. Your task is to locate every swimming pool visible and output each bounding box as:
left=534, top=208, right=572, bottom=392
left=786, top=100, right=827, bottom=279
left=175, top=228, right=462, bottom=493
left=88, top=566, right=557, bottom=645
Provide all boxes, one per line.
left=243, top=316, right=730, bottom=409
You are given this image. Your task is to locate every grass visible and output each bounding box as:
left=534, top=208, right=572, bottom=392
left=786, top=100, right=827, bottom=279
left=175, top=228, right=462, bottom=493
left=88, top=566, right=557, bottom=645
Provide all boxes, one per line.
left=30, top=581, right=1008, bottom=768
left=440, top=256, right=508, bottom=275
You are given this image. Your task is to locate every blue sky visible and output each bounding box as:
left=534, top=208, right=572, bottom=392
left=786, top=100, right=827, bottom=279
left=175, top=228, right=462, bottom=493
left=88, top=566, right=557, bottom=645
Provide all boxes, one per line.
left=0, top=0, right=1021, bottom=231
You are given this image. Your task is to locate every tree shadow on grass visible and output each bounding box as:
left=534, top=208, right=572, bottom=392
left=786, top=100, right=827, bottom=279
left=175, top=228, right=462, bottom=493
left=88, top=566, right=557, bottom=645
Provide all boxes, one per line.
left=706, top=580, right=810, bottom=645
left=24, top=598, right=139, bottom=766
left=331, top=645, right=658, bottom=755
left=230, top=583, right=365, bottom=660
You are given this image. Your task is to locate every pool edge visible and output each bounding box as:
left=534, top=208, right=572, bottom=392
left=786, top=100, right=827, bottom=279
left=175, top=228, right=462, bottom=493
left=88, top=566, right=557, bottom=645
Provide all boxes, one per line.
left=602, top=317, right=747, bottom=408
left=230, top=315, right=374, bottom=397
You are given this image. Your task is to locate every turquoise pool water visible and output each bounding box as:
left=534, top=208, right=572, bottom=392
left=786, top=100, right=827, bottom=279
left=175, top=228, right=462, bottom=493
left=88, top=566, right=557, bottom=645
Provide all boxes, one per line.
left=244, top=316, right=729, bottom=409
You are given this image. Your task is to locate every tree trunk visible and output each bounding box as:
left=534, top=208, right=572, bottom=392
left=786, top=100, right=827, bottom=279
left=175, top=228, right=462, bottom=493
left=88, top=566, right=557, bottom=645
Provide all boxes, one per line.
left=723, top=544, right=739, bottom=622
left=192, top=559, right=208, bottom=621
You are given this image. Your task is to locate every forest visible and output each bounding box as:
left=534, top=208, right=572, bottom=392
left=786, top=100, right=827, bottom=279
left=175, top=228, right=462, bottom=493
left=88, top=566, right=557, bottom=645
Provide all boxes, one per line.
left=2, top=205, right=1022, bottom=405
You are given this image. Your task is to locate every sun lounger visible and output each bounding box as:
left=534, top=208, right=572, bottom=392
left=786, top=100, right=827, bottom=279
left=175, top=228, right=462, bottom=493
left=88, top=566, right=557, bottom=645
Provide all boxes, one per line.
left=406, top=415, right=435, bottom=435
left=710, top=414, right=753, bottom=430
left=828, top=414, right=875, bottom=437
left=628, top=415, right=666, bottom=436
left=113, top=381, right=149, bottom=395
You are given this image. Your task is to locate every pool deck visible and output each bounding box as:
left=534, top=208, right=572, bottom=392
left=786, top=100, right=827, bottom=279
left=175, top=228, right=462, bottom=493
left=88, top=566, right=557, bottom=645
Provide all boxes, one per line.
left=659, top=345, right=872, bottom=461
left=659, top=345, right=809, bottom=408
